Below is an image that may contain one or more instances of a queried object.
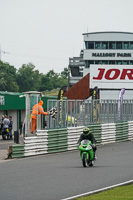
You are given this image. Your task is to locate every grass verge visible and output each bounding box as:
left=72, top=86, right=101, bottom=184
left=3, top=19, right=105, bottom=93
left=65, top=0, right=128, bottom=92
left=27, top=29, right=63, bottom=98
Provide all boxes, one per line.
left=77, top=184, right=133, bottom=200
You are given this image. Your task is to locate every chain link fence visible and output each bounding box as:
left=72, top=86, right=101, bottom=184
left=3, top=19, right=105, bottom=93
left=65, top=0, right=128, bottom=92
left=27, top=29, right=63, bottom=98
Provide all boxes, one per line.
left=47, top=99, right=133, bottom=129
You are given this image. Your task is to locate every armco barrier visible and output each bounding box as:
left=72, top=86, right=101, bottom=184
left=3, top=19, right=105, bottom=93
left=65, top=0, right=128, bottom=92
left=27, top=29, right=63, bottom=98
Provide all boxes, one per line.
left=101, top=123, right=116, bottom=144
left=10, top=121, right=133, bottom=158
left=11, top=145, right=25, bottom=158
left=24, top=130, right=48, bottom=157
left=88, top=124, right=102, bottom=144
left=67, top=126, right=84, bottom=150
left=128, top=121, right=133, bottom=140
left=48, top=128, right=68, bottom=153
left=116, top=122, right=128, bottom=142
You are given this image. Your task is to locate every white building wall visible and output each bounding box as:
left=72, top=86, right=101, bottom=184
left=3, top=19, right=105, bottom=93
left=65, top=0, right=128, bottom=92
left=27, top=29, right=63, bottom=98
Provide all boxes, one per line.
left=8, top=110, right=17, bottom=133
left=100, top=90, right=133, bottom=100
left=21, top=110, right=25, bottom=123
left=84, top=49, right=133, bottom=60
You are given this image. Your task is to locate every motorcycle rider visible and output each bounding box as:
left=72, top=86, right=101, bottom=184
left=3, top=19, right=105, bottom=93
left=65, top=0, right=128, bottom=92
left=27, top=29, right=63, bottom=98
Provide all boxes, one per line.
left=78, top=127, right=97, bottom=160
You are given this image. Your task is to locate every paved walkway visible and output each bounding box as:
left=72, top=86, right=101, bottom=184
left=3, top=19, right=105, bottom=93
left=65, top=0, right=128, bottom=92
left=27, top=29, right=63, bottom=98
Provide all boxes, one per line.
left=0, top=150, right=8, bottom=162
left=0, top=135, right=14, bottom=162
left=0, top=134, right=24, bottom=162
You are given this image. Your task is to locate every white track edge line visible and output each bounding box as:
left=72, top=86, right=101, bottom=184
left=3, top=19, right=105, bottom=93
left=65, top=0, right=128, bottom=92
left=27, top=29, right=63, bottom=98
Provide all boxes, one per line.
left=61, top=179, right=133, bottom=200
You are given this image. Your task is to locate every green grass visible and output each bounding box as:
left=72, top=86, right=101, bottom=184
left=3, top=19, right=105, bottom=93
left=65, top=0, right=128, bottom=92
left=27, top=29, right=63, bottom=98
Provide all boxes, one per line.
left=77, top=184, right=133, bottom=200
left=43, top=88, right=59, bottom=96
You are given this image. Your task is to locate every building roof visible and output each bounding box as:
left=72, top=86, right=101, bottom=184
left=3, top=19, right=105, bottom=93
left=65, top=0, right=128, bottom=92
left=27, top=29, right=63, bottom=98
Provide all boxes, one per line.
left=82, top=31, right=133, bottom=35
left=0, top=91, right=24, bottom=96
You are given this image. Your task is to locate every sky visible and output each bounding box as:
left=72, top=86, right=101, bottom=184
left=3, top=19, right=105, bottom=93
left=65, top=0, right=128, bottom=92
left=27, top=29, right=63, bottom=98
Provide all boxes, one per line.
left=0, top=0, right=133, bottom=74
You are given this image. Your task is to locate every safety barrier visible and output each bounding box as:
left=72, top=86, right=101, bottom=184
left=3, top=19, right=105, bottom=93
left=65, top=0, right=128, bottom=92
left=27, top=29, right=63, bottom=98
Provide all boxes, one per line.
left=101, top=123, right=116, bottom=144
left=24, top=130, right=48, bottom=157
left=48, top=128, right=68, bottom=153
left=10, top=121, right=133, bottom=158
left=128, top=121, right=133, bottom=140
left=67, top=126, right=84, bottom=150
left=116, top=122, right=128, bottom=142
left=11, top=145, right=25, bottom=158
left=88, top=124, right=102, bottom=144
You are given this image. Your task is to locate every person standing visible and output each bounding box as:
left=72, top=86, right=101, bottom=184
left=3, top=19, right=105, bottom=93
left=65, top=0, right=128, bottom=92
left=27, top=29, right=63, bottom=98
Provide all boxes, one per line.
left=2, top=115, right=9, bottom=140
left=9, top=116, right=13, bottom=140
left=31, top=100, right=49, bottom=134
left=0, top=115, right=4, bottom=134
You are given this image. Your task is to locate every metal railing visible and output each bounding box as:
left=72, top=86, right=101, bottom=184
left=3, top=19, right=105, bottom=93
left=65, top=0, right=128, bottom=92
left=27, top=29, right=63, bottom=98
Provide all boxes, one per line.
left=47, top=99, right=133, bottom=129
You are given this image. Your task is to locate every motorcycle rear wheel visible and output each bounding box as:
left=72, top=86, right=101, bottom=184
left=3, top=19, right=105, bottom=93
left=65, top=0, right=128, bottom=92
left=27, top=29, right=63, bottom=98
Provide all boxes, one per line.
left=89, top=161, right=94, bottom=167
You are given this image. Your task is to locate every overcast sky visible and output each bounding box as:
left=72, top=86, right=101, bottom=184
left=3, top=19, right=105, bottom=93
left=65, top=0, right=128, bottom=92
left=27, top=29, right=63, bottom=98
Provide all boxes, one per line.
left=0, top=0, right=133, bottom=74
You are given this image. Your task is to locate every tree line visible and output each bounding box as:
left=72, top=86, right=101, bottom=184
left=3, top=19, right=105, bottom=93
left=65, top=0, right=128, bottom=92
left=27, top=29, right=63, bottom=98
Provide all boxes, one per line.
left=0, top=61, right=68, bottom=92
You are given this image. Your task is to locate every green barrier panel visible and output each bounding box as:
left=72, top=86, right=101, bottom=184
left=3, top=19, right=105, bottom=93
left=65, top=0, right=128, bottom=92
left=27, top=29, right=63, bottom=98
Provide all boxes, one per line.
left=48, top=128, right=68, bottom=153
left=116, top=122, right=128, bottom=141
left=87, top=124, right=102, bottom=144
left=11, top=145, right=24, bottom=158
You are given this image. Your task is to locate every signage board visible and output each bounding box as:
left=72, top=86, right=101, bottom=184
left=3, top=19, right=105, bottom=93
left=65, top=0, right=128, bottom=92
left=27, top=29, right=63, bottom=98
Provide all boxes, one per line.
left=90, top=65, right=133, bottom=89
left=0, top=96, right=5, bottom=105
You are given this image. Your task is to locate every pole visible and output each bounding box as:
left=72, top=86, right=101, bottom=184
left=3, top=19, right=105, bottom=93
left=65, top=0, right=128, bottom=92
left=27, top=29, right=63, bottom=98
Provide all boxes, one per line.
left=0, top=45, right=1, bottom=60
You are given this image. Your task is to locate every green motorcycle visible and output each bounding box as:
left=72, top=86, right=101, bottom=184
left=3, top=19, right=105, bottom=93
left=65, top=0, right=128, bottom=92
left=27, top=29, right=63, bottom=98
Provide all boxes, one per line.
left=79, top=139, right=95, bottom=167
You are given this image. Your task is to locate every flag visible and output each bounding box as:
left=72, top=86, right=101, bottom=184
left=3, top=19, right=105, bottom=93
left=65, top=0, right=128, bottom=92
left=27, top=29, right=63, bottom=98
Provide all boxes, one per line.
left=92, top=86, right=99, bottom=123
left=57, top=86, right=67, bottom=125
left=118, top=88, right=125, bottom=120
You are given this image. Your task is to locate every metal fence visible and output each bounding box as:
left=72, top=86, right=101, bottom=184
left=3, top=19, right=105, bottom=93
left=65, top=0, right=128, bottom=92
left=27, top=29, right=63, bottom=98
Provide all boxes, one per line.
left=47, top=99, right=133, bottom=129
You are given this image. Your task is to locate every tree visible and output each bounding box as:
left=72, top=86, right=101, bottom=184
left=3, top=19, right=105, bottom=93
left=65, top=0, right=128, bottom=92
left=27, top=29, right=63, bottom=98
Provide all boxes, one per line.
left=60, top=67, right=68, bottom=79
left=0, top=61, right=19, bottom=92
left=16, top=63, right=42, bottom=92
left=39, top=69, right=68, bottom=91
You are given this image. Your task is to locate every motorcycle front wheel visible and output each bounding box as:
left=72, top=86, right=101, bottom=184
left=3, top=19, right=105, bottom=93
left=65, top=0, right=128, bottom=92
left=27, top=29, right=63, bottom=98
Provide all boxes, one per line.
left=82, top=154, right=89, bottom=167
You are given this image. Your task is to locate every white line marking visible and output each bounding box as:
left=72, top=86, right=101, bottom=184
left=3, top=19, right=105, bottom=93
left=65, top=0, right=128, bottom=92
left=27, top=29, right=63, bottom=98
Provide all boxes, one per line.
left=61, top=180, right=133, bottom=200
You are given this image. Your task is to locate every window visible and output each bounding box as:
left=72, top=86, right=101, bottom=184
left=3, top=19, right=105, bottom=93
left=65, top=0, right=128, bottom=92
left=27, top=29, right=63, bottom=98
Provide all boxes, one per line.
left=130, top=61, right=133, bottom=64
left=85, top=61, right=88, bottom=68
left=102, top=42, right=108, bottom=49
left=130, top=42, right=133, bottom=49
left=109, top=60, right=116, bottom=64
left=122, top=61, right=129, bottom=65
left=102, top=60, right=108, bottom=64
left=85, top=42, right=88, bottom=49
left=116, top=60, right=122, bottom=65
left=116, top=42, right=122, bottom=49
left=122, top=42, right=129, bottom=49
left=85, top=60, right=94, bottom=68
left=95, top=42, right=102, bottom=49
left=95, top=60, right=102, bottom=64
left=88, top=42, right=94, bottom=49
left=109, top=42, right=116, bottom=49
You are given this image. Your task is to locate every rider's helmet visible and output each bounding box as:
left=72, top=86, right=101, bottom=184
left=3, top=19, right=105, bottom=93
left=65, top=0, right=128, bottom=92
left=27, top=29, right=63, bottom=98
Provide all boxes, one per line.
left=83, top=127, right=90, bottom=135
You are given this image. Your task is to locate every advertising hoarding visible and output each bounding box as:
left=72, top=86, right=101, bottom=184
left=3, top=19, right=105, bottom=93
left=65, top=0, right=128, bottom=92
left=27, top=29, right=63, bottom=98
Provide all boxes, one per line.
left=90, top=65, right=133, bottom=89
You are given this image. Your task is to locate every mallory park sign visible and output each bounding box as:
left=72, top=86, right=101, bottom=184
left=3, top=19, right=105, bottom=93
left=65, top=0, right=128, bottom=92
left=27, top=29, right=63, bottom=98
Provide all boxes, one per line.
left=92, top=53, right=131, bottom=57
left=90, top=65, right=133, bottom=89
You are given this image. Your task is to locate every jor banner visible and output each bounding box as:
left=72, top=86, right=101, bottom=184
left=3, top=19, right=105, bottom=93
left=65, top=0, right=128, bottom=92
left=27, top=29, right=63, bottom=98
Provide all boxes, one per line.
left=57, top=86, right=67, bottom=126
left=92, top=86, right=99, bottom=123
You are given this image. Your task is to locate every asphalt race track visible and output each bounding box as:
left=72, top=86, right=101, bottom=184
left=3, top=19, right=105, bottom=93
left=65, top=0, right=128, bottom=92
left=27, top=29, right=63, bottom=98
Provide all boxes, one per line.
left=0, top=141, right=133, bottom=200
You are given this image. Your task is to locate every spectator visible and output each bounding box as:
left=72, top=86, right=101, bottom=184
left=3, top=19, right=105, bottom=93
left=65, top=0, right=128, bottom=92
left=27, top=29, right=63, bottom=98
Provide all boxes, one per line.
left=9, top=116, right=13, bottom=140
left=0, top=115, right=4, bottom=135
left=31, top=100, right=48, bottom=134
left=2, top=115, right=9, bottom=140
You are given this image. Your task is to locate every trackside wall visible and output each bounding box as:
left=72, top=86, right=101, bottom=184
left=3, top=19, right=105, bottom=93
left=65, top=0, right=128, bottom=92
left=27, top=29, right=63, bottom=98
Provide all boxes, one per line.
left=11, top=121, right=133, bottom=158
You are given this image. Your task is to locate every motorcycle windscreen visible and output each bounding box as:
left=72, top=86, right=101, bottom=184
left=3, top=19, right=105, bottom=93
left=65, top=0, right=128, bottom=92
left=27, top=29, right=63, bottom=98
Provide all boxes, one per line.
left=81, top=140, right=90, bottom=145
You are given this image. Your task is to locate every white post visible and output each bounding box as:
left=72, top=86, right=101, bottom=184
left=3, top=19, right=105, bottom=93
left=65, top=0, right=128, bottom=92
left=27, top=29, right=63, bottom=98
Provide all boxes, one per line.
left=25, top=93, right=31, bottom=136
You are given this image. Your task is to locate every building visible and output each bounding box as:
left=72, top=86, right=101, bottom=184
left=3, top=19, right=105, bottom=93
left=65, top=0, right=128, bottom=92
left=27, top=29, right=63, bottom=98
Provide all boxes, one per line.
left=68, top=50, right=85, bottom=87
left=67, top=32, right=133, bottom=99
